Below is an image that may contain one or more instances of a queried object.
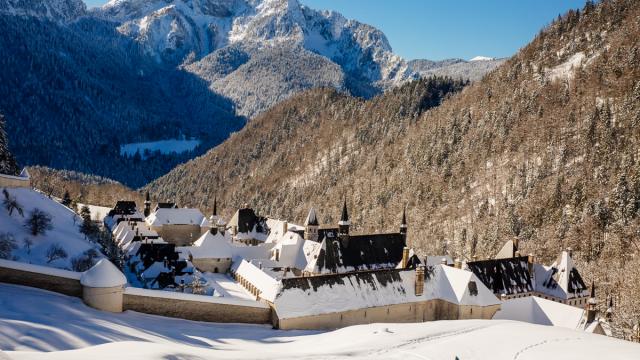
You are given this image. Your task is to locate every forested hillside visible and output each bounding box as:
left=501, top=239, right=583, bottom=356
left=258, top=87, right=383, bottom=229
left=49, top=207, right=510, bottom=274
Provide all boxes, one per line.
left=0, top=15, right=243, bottom=187
left=147, top=0, right=640, bottom=338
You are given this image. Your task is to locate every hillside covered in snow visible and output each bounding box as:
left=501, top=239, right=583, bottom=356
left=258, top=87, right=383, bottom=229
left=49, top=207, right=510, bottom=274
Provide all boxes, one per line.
left=1, top=283, right=639, bottom=359
left=0, top=187, right=102, bottom=269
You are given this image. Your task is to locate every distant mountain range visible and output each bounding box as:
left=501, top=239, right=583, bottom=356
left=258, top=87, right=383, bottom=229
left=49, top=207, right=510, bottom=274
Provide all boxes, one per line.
left=0, top=0, right=501, bottom=186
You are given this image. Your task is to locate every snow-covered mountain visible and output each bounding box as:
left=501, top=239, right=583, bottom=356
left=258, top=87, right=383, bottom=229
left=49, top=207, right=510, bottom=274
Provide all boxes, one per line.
left=94, top=0, right=415, bottom=116
left=0, top=0, right=86, bottom=22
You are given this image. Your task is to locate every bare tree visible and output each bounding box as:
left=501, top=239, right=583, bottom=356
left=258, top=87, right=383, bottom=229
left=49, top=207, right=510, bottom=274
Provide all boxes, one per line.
left=0, top=233, right=17, bottom=259
left=25, top=208, right=53, bottom=236
left=3, top=189, right=23, bottom=217
left=45, top=243, right=68, bottom=264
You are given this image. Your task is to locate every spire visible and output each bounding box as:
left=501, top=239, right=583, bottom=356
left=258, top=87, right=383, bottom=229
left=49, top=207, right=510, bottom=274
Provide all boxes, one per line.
left=590, top=281, right=596, bottom=299
left=213, top=196, right=218, bottom=217
left=304, top=207, right=319, bottom=226
left=339, top=198, right=349, bottom=224
left=145, top=191, right=150, bottom=202
left=401, top=206, right=407, bottom=227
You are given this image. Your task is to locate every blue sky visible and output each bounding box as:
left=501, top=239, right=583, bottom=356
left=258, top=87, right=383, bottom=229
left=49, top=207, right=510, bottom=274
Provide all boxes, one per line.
left=83, top=0, right=587, bottom=60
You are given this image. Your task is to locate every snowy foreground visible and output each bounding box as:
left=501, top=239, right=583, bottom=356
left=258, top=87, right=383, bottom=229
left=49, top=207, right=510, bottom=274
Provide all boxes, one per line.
left=1, top=284, right=639, bottom=360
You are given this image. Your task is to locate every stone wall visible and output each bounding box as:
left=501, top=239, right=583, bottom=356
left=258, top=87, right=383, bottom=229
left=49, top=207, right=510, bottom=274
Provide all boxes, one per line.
left=0, top=173, right=30, bottom=188
left=191, top=258, right=232, bottom=274
left=152, top=224, right=202, bottom=246
left=0, top=262, right=82, bottom=297
left=275, top=299, right=501, bottom=330
left=123, top=291, right=272, bottom=324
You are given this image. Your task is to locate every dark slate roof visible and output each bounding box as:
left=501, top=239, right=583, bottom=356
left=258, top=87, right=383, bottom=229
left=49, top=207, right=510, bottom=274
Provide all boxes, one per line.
left=230, top=208, right=268, bottom=234
left=136, top=243, right=178, bottom=269
left=107, top=201, right=138, bottom=217
left=466, top=257, right=533, bottom=295
left=315, top=232, right=406, bottom=273
left=280, top=268, right=406, bottom=293
left=156, top=202, right=177, bottom=209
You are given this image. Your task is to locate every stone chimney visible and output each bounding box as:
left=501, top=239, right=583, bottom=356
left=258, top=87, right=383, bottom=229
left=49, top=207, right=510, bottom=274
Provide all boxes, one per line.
left=567, top=247, right=573, bottom=258
left=441, top=258, right=448, bottom=265
left=454, top=258, right=462, bottom=269
left=282, top=221, right=288, bottom=235
left=401, top=247, right=410, bottom=268
left=415, top=265, right=425, bottom=296
left=527, top=253, right=535, bottom=277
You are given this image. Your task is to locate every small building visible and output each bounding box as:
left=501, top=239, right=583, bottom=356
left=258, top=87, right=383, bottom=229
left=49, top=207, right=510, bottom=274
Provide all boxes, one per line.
left=146, top=207, right=206, bottom=246
left=180, top=227, right=233, bottom=274
left=466, top=240, right=589, bottom=306
left=227, top=206, right=269, bottom=245
left=104, top=201, right=144, bottom=230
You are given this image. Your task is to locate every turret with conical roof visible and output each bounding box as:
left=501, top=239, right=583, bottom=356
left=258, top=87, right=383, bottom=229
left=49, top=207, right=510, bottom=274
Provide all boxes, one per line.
left=338, top=198, right=350, bottom=247
left=304, top=207, right=319, bottom=241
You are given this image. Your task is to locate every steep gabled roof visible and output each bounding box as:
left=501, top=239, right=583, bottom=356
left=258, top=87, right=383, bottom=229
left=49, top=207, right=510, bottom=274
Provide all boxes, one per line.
left=534, top=250, right=588, bottom=299
left=466, top=257, right=533, bottom=295
left=310, top=232, right=405, bottom=274
left=228, top=207, right=268, bottom=234
left=146, top=208, right=205, bottom=226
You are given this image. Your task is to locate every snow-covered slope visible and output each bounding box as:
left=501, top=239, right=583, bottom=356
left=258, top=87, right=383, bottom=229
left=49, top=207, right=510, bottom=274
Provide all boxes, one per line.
left=408, top=57, right=506, bottom=82
left=0, top=0, right=86, bottom=22
left=0, top=188, right=101, bottom=269
left=2, top=283, right=639, bottom=359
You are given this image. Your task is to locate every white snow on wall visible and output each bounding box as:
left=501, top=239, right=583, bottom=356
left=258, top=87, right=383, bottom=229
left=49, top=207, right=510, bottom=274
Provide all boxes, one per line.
left=124, top=286, right=269, bottom=308
left=0, top=258, right=80, bottom=280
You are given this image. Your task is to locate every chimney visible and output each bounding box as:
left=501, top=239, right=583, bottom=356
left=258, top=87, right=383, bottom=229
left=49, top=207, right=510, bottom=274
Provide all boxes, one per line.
left=401, top=247, right=410, bottom=268
left=454, top=258, right=462, bottom=269
left=282, top=221, right=288, bottom=235
left=441, top=258, right=448, bottom=265
left=415, top=265, right=425, bottom=296
left=514, top=251, right=521, bottom=258
left=528, top=253, right=535, bottom=277
left=567, top=247, right=573, bottom=258
left=513, top=238, right=519, bottom=253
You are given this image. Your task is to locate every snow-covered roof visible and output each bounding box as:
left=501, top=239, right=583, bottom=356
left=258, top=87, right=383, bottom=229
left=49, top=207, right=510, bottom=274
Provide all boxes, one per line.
left=274, top=265, right=499, bottom=319
left=146, top=208, right=206, bottom=226
left=80, top=259, right=127, bottom=288
left=141, top=261, right=172, bottom=280
left=185, top=231, right=233, bottom=259
left=231, top=259, right=280, bottom=302
left=123, top=286, right=268, bottom=308
left=493, top=296, right=606, bottom=333
left=495, top=240, right=518, bottom=259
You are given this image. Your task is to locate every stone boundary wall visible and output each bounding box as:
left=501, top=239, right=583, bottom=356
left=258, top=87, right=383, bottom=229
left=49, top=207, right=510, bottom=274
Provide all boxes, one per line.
left=275, top=299, right=501, bottom=330
left=0, top=259, right=82, bottom=297
left=123, top=288, right=271, bottom=324
left=0, top=172, right=31, bottom=188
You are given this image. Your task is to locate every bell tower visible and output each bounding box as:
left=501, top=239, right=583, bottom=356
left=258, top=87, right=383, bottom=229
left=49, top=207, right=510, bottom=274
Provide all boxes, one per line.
left=304, top=207, right=319, bottom=241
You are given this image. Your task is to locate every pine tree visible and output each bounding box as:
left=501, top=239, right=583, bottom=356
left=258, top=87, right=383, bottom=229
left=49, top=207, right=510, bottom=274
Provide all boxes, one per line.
left=0, top=115, right=18, bottom=176
left=61, top=190, right=72, bottom=207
